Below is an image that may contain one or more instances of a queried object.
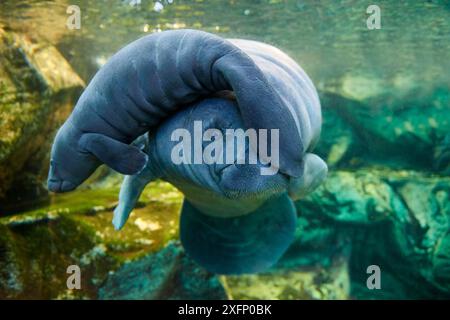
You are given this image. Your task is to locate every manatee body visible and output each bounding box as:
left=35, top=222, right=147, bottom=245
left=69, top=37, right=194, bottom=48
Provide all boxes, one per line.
left=47, top=29, right=319, bottom=192
left=47, top=31, right=327, bottom=274
left=114, top=98, right=327, bottom=274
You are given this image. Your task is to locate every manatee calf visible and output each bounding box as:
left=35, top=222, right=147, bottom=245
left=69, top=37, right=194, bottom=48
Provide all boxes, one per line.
left=114, top=98, right=327, bottom=275
left=47, top=29, right=319, bottom=192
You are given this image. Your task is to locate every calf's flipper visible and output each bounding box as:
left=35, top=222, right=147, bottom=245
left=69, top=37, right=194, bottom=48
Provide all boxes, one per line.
left=288, top=153, right=327, bottom=200
left=79, top=133, right=148, bottom=175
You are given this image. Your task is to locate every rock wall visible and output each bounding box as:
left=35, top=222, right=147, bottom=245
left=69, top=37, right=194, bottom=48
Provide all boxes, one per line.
left=293, top=169, right=450, bottom=299
left=0, top=182, right=183, bottom=299
left=287, top=83, right=450, bottom=299
left=99, top=242, right=227, bottom=300
left=0, top=28, right=84, bottom=214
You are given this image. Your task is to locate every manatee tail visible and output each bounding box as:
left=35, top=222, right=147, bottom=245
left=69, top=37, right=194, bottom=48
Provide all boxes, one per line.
left=179, top=193, right=297, bottom=275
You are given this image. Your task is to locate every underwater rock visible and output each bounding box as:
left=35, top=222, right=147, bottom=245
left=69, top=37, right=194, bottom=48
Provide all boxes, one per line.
left=99, top=241, right=227, bottom=300
left=0, top=29, right=84, bottom=214
left=278, top=208, right=351, bottom=269
left=0, top=183, right=182, bottom=299
left=296, top=169, right=450, bottom=299
left=299, top=170, right=402, bottom=224
left=223, top=256, right=350, bottom=300
left=319, top=86, right=450, bottom=171
left=1, top=167, right=448, bottom=299
left=314, top=96, right=361, bottom=168
left=0, top=210, right=116, bottom=299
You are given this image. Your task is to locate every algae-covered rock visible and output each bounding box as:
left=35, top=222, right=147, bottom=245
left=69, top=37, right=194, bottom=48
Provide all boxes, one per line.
left=0, top=182, right=183, bottom=299
left=99, top=241, right=227, bottom=300
left=295, top=169, right=450, bottom=299
left=0, top=28, right=84, bottom=213
left=299, top=170, right=404, bottom=224
left=0, top=211, right=116, bottom=299
left=318, top=87, right=450, bottom=171
left=277, top=205, right=351, bottom=270
left=223, top=256, right=350, bottom=300
left=313, top=100, right=361, bottom=169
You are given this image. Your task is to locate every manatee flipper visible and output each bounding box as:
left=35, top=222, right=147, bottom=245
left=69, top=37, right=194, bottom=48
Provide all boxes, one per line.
left=113, top=176, right=145, bottom=230
left=79, top=133, right=148, bottom=175
left=113, top=165, right=158, bottom=230
left=288, top=153, right=328, bottom=201
left=180, top=193, right=297, bottom=275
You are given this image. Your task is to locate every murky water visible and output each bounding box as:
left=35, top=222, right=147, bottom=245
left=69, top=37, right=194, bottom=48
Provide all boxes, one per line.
left=2, top=0, right=449, bottom=87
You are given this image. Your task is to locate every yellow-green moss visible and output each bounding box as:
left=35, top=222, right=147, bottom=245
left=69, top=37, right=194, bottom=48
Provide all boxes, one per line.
left=0, top=181, right=184, bottom=299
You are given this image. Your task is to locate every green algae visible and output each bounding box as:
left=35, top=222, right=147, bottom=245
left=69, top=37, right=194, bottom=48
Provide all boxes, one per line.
left=0, top=212, right=107, bottom=299
left=0, top=181, right=183, bottom=299
left=223, top=257, right=349, bottom=300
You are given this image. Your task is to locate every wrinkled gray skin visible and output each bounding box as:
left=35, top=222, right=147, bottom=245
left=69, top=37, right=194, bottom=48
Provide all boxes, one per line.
left=48, top=30, right=319, bottom=193
left=112, top=38, right=327, bottom=229
left=113, top=98, right=327, bottom=230
left=112, top=38, right=327, bottom=274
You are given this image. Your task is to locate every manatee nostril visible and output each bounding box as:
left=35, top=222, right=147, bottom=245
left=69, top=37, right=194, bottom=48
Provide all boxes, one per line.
left=47, top=179, right=62, bottom=192
left=61, top=180, right=76, bottom=191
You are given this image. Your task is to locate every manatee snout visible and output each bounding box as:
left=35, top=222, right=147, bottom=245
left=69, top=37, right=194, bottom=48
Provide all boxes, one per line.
left=47, top=124, right=100, bottom=192
left=47, top=161, right=78, bottom=192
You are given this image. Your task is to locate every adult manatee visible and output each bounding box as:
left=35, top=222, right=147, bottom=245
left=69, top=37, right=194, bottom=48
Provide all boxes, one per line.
left=47, top=29, right=319, bottom=192
left=114, top=98, right=327, bottom=274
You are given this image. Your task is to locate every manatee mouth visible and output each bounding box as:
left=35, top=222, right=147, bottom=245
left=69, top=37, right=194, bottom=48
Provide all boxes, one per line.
left=47, top=179, right=77, bottom=193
